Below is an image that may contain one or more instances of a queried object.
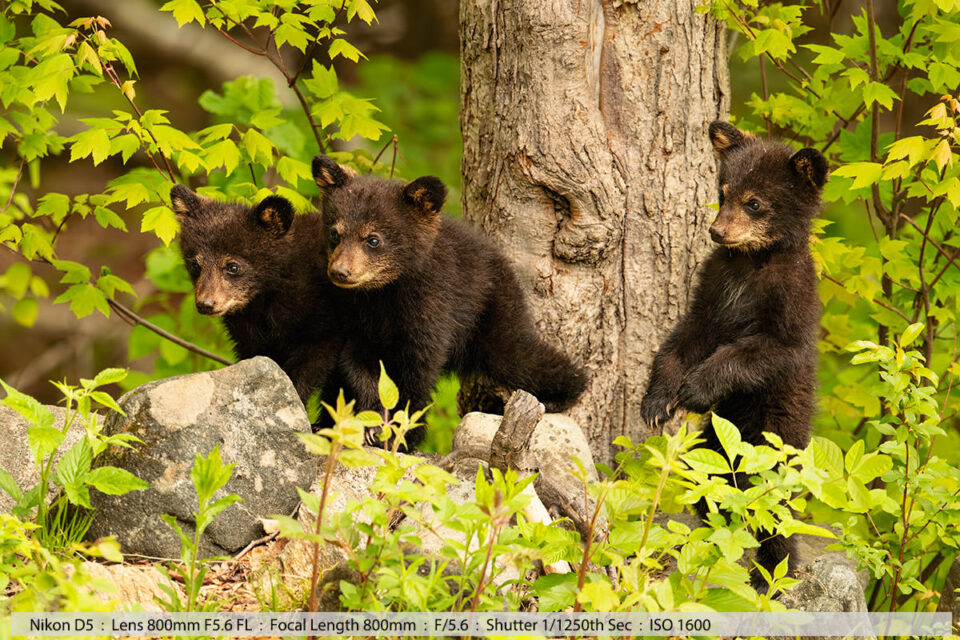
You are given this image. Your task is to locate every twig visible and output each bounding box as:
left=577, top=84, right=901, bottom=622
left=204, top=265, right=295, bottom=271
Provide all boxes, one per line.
left=900, top=214, right=960, bottom=278
left=821, top=273, right=911, bottom=323
left=107, top=299, right=233, bottom=365
left=3, top=159, right=24, bottom=216
left=370, top=135, right=397, bottom=172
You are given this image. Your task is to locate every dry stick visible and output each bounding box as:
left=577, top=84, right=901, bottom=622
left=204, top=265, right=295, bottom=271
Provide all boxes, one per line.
left=3, top=159, right=24, bottom=216
left=759, top=56, right=772, bottom=138
left=307, top=444, right=341, bottom=617
left=370, top=135, right=397, bottom=172
left=109, top=299, right=234, bottom=365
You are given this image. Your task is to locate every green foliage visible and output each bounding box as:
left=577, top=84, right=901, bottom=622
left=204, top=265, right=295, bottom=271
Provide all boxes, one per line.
left=157, top=445, right=242, bottom=613
left=0, top=371, right=147, bottom=550
left=353, top=53, right=462, bottom=214
left=284, top=370, right=844, bottom=614
left=704, top=0, right=960, bottom=611
left=0, top=514, right=123, bottom=617
left=0, top=0, right=390, bottom=383
left=832, top=325, right=960, bottom=609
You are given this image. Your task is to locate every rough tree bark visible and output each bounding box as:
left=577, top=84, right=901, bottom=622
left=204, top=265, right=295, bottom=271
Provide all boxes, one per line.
left=460, top=0, right=729, bottom=464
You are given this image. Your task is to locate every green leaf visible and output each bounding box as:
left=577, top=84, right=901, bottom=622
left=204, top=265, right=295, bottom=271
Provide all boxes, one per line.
left=110, top=133, right=141, bottom=164
left=844, top=439, right=864, bottom=474
left=161, top=0, right=206, bottom=27
left=242, top=128, right=274, bottom=165
left=93, top=206, right=128, bottom=231
left=804, top=43, right=845, bottom=65
left=56, top=438, right=93, bottom=496
left=12, top=297, right=37, bottom=327
left=298, top=432, right=331, bottom=456
left=303, top=62, right=338, bottom=99
left=50, top=259, right=92, bottom=285
left=93, top=368, right=128, bottom=388
left=900, top=322, right=924, bottom=349
left=69, top=127, right=112, bottom=165
left=711, top=413, right=741, bottom=462
left=3, top=263, right=31, bottom=299
left=832, top=162, right=883, bottom=190
left=141, top=206, right=179, bottom=246
left=885, top=136, right=926, bottom=167
left=378, top=361, right=399, bottom=411
left=862, top=82, right=898, bottom=110
left=533, top=572, right=579, bottom=612
left=0, top=468, right=23, bottom=502
left=328, top=39, right=365, bottom=62
left=53, top=283, right=110, bottom=318
left=97, top=269, right=136, bottom=298
left=86, top=466, right=149, bottom=494
left=27, top=425, right=63, bottom=464
left=204, top=139, right=241, bottom=175
left=89, top=391, right=124, bottom=415
left=851, top=452, right=893, bottom=484
left=684, top=447, right=731, bottom=474
left=276, top=156, right=311, bottom=186
left=1, top=380, right=55, bottom=428
left=35, top=193, right=70, bottom=223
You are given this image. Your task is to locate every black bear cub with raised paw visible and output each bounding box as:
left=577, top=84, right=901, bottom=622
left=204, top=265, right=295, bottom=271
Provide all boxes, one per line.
left=640, top=121, right=826, bottom=587
left=172, top=185, right=340, bottom=402
left=312, top=156, right=587, bottom=448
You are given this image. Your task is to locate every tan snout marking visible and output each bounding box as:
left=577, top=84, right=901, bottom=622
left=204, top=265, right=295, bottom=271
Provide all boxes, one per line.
left=195, top=271, right=249, bottom=316
left=328, top=244, right=397, bottom=290
left=710, top=207, right=772, bottom=251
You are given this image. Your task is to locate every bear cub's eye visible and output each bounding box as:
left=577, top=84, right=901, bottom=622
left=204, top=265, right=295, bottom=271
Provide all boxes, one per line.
left=225, top=262, right=240, bottom=276
left=746, top=199, right=762, bottom=212
left=366, top=235, right=381, bottom=249
left=187, top=258, right=201, bottom=277
left=328, top=229, right=341, bottom=246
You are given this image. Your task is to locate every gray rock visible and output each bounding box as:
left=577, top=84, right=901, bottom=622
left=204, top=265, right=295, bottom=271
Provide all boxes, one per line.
left=0, top=405, right=80, bottom=514
left=937, top=557, right=960, bottom=631
left=454, top=412, right=598, bottom=483
left=794, top=525, right=869, bottom=592
left=86, top=357, right=316, bottom=559
left=779, top=553, right=867, bottom=612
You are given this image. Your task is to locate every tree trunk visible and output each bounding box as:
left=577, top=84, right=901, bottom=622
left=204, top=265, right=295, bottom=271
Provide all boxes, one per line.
left=459, top=0, right=729, bottom=464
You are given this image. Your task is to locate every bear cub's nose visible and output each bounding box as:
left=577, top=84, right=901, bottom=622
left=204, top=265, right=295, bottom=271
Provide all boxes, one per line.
left=196, top=299, right=215, bottom=315
left=329, top=265, right=351, bottom=281
left=709, top=226, right=727, bottom=243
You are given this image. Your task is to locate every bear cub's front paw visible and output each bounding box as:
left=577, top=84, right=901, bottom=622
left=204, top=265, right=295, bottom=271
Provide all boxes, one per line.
left=640, top=390, right=677, bottom=430
left=676, top=369, right=716, bottom=414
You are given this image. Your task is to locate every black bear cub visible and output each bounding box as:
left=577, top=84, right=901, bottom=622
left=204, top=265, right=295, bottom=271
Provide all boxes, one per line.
left=640, top=121, right=826, bottom=587
left=311, top=156, right=587, bottom=448
left=171, top=185, right=340, bottom=401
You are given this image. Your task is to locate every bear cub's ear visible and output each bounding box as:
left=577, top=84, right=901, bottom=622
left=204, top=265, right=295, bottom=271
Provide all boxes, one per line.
left=789, top=148, right=829, bottom=189
left=402, top=176, right=447, bottom=215
left=170, top=185, right=202, bottom=218
left=254, top=195, right=294, bottom=236
left=708, top=121, right=750, bottom=157
left=312, top=155, right=353, bottom=193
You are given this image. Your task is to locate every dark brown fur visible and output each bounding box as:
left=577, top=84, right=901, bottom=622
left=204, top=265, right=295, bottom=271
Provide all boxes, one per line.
left=312, top=156, right=587, bottom=448
left=171, top=185, right=340, bottom=401
left=640, top=121, right=827, bottom=587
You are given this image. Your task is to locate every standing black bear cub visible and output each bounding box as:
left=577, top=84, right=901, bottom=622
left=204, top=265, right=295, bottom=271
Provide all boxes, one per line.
left=171, top=185, right=340, bottom=401
left=640, top=121, right=827, bottom=584
left=312, top=156, right=587, bottom=448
